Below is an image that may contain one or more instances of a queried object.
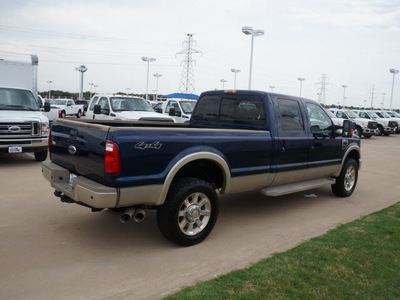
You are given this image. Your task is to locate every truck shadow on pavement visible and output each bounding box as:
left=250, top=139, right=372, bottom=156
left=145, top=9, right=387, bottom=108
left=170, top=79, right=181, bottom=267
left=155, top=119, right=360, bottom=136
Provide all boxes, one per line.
left=55, top=186, right=335, bottom=251
left=0, top=153, right=44, bottom=165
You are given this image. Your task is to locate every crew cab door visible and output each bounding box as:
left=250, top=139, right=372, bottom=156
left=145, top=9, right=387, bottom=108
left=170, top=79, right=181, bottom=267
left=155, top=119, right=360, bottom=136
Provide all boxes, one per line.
left=273, top=98, right=309, bottom=185
left=305, top=102, right=342, bottom=179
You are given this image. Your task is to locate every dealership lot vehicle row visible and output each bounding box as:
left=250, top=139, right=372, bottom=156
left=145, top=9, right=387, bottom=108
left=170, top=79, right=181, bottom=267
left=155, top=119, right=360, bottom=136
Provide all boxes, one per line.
left=1, top=134, right=399, bottom=300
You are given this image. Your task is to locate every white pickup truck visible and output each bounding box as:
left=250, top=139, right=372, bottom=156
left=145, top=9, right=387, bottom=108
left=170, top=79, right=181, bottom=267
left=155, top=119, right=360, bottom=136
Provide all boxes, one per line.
left=48, top=99, right=84, bottom=118
left=86, top=94, right=175, bottom=122
left=154, top=98, right=197, bottom=123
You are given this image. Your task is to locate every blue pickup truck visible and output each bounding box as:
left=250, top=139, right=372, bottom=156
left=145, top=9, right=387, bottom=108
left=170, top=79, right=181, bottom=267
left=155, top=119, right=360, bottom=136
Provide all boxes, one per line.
left=42, top=90, right=361, bottom=246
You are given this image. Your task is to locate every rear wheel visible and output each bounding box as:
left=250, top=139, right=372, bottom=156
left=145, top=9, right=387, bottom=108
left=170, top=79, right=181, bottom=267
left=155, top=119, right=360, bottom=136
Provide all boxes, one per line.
left=157, top=177, right=218, bottom=246
left=61, top=110, right=66, bottom=118
left=34, top=150, right=48, bottom=162
left=331, top=158, right=358, bottom=197
left=76, top=110, right=81, bottom=118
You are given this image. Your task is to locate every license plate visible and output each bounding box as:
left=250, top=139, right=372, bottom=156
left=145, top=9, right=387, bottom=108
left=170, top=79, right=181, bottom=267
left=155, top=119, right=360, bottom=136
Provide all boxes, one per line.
left=69, top=173, right=77, bottom=186
left=9, top=146, right=22, bottom=153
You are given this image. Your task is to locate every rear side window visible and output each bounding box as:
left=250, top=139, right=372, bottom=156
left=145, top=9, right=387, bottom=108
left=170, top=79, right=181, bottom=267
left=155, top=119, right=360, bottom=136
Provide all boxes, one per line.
left=278, top=99, right=304, bottom=131
left=192, top=94, right=266, bottom=127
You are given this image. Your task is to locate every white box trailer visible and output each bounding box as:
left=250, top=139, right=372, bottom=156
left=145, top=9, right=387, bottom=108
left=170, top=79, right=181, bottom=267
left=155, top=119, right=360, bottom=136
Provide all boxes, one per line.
left=0, top=54, right=38, bottom=97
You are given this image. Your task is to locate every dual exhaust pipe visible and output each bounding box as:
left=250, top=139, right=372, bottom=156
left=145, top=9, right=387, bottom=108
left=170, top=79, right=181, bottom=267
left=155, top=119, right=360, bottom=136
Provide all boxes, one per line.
left=120, top=208, right=146, bottom=224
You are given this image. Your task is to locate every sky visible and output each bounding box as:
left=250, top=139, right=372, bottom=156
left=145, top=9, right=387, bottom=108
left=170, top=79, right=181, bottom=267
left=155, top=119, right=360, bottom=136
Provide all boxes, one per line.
left=1, top=0, right=400, bottom=108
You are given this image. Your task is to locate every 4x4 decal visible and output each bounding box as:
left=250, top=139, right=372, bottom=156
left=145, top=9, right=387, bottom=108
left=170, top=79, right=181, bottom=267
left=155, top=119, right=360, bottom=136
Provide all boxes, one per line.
left=134, top=141, right=162, bottom=150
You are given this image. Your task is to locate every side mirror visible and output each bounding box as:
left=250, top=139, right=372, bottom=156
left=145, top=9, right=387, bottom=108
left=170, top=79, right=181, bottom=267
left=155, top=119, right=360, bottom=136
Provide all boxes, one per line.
left=94, top=104, right=101, bottom=115
left=169, top=107, right=176, bottom=116
left=156, top=108, right=162, bottom=113
left=44, top=101, right=51, bottom=112
left=342, top=119, right=354, bottom=137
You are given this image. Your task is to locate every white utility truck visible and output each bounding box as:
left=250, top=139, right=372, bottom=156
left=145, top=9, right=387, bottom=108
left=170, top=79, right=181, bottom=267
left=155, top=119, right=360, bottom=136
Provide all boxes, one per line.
left=0, top=53, right=50, bottom=161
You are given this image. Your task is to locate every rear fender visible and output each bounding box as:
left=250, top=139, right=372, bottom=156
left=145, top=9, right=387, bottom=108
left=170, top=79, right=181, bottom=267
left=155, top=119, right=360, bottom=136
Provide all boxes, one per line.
left=156, top=149, right=231, bottom=205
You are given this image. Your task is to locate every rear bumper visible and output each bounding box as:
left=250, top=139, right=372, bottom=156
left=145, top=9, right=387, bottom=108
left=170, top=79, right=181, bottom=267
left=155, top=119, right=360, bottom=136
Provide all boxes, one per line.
left=41, top=161, right=118, bottom=208
left=41, top=161, right=164, bottom=209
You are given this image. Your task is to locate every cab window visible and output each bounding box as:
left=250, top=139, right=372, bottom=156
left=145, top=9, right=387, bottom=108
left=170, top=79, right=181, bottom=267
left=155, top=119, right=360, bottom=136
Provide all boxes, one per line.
left=165, top=101, right=180, bottom=114
left=98, top=97, right=110, bottom=114
left=192, top=94, right=266, bottom=127
left=89, top=96, right=99, bottom=111
left=278, top=99, right=304, bottom=131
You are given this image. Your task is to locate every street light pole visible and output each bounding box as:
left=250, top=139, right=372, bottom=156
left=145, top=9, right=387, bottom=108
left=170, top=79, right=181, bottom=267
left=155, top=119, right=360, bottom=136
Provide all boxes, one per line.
left=231, top=68, right=241, bottom=89
left=220, top=79, right=227, bottom=89
left=153, top=73, right=162, bottom=101
left=382, top=93, right=386, bottom=109
left=269, top=85, right=275, bottom=92
left=75, top=65, right=87, bottom=100
left=298, top=77, right=305, bottom=97
left=142, top=57, right=156, bottom=101
left=242, top=26, right=264, bottom=90
left=342, top=85, right=348, bottom=107
left=46, top=80, right=53, bottom=99
left=389, top=68, right=399, bottom=110
left=89, top=82, right=94, bottom=99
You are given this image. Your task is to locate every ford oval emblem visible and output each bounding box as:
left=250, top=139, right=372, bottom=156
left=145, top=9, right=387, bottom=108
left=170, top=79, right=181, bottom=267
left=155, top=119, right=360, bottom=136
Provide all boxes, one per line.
left=68, top=145, right=77, bottom=155
left=8, top=126, right=21, bottom=132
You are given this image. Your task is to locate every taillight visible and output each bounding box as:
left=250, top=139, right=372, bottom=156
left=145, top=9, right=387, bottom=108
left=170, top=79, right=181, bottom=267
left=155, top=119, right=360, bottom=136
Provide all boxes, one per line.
left=58, top=110, right=62, bottom=118
left=104, top=141, right=121, bottom=174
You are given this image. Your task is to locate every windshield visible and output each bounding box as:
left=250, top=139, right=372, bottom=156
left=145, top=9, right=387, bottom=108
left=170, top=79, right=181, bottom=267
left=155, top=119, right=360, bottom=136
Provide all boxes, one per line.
left=0, top=88, right=40, bottom=111
left=369, top=112, right=379, bottom=118
left=50, top=100, right=67, bottom=105
left=110, top=97, right=153, bottom=112
left=326, top=110, right=335, bottom=118
left=347, top=111, right=359, bottom=118
left=379, top=111, right=391, bottom=118
left=180, top=101, right=196, bottom=114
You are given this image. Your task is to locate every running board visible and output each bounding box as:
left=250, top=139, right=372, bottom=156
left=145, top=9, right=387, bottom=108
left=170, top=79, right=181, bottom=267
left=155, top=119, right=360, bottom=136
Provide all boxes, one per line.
left=261, top=178, right=336, bottom=197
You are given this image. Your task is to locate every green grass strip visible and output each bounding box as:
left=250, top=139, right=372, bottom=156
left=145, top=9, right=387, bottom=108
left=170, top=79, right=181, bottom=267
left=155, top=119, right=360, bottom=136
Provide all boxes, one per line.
left=165, top=203, right=400, bottom=300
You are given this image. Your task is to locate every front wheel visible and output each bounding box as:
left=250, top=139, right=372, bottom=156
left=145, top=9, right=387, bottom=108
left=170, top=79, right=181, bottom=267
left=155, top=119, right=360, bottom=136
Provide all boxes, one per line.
left=76, top=110, right=81, bottom=118
left=331, top=158, right=358, bottom=197
left=354, top=126, right=362, bottom=137
left=377, top=125, right=383, bottom=136
left=157, top=177, right=219, bottom=246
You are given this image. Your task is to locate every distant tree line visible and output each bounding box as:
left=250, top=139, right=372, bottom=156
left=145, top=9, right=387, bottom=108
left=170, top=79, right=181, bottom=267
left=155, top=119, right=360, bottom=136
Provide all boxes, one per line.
left=39, top=90, right=154, bottom=100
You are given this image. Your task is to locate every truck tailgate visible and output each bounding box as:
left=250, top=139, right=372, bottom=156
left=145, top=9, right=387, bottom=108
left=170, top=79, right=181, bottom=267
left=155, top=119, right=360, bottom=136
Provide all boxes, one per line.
left=49, top=119, right=110, bottom=185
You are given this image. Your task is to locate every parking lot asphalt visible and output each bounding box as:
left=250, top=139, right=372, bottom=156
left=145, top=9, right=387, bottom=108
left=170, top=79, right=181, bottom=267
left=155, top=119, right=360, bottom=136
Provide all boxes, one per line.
left=1, top=134, right=399, bottom=300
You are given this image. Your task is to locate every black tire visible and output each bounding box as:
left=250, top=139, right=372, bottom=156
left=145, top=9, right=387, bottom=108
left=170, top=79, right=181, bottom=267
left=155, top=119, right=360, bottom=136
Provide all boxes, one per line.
left=354, top=126, right=362, bottom=137
left=157, top=177, right=219, bottom=246
left=76, top=110, right=81, bottom=118
left=34, top=150, right=48, bottom=162
left=331, top=158, right=358, bottom=197
left=363, top=135, right=372, bottom=139
left=61, top=111, right=66, bottom=118
left=377, top=125, right=383, bottom=136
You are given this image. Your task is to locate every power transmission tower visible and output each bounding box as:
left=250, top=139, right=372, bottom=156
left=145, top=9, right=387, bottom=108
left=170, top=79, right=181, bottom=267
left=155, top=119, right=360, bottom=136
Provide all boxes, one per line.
left=316, top=74, right=330, bottom=105
left=176, top=34, right=202, bottom=94
left=370, top=85, right=376, bottom=109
